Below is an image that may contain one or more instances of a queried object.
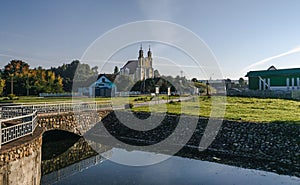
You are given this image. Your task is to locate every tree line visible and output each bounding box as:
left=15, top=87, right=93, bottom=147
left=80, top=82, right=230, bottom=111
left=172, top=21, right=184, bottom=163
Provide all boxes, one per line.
left=0, top=60, right=98, bottom=96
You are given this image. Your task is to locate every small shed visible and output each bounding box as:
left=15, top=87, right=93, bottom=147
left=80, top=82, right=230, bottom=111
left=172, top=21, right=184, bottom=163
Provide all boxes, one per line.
left=245, top=66, right=300, bottom=91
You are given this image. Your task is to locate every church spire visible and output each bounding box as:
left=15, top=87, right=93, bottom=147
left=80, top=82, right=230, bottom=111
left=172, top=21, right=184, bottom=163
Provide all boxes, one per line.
left=147, top=45, right=152, bottom=58
left=138, top=44, right=144, bottom=58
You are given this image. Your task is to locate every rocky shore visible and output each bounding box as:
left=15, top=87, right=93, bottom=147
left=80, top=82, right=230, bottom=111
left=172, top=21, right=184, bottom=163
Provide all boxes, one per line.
left=87, top=111, right=300, bottom=177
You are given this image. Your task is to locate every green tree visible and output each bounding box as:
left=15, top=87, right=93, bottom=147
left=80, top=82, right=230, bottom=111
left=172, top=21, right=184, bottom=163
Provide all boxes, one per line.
left=114, top=75, right=133, bottom=91
left=239, top=77, right=245, bottom=86
left=114, top=66, right=119, bottom=74
left=51, top=60, right=98, bottom=92
left=154, top=70, right=160, bottom=78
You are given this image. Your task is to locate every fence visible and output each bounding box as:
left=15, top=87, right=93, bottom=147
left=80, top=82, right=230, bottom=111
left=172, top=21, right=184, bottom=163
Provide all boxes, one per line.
left=0, top=109, right=37, bottom=148
left=0, top=101, right=112, bottom=117
left=226, top=89, right=299, bottom=99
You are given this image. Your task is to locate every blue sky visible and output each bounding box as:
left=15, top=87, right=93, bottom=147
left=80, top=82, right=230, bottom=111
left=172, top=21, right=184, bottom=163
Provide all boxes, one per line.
left=1, top=0, right=300, bottom=79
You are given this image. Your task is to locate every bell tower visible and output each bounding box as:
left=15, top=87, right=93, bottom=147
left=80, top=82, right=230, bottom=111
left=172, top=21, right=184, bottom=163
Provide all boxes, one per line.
left=138, top=44, right=144, bottom=59
left=147, top=45, right=152, bottom=58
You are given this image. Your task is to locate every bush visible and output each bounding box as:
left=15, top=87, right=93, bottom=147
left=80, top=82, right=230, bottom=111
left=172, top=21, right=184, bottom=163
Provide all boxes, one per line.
left=2, top=97, right=9, bottom=100
left=8, top=94, right=17, bottom=100
left=124, top=103, right=134, bottom=109
left=169, top=100, right=175, bottom=104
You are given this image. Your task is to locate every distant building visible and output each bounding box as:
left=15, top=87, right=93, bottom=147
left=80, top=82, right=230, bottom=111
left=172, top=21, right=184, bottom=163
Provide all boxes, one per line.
left=120, top=45, right=154, bottom=81
left=78, top=74, right=117, bottom=97
left=245, top=66, right=300, bottom=91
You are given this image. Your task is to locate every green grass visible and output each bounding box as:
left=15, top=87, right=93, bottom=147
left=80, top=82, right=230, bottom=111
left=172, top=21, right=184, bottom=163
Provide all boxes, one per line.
left=132, top=96, right=300, bottom=124
left=2, top=95, right=300, bottom=124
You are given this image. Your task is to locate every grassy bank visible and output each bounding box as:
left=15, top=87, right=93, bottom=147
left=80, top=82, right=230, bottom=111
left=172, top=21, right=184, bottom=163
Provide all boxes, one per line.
left=132, top=96, right=300, bottom=123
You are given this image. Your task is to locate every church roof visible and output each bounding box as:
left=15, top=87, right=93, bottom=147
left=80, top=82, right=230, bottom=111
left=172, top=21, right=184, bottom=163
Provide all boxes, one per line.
left=121, top=60, right=138, bottom=74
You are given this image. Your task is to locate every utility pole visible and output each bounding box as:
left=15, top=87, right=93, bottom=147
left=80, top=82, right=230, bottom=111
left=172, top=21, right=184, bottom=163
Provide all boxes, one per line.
left=26, top=75, right=30, bottom=96
left=10, top=74, right=14, bottom=95
left=206, top=80, right=210, bottom=96
left=143, top=71, right=146, bottom=94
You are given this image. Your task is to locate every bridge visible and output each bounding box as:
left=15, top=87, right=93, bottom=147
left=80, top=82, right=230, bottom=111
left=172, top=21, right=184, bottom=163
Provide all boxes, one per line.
left=0, top=101, right=112, bottom=148
left=0, top=96, right=193, bottom=148
left=0, top=101, right=114, bottom=185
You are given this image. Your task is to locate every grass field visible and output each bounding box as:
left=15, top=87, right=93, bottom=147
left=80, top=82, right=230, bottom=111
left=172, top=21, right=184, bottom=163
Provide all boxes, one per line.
left=1, top=95, right=300, bottom=124
left=132, top=96, right=300, bottom=123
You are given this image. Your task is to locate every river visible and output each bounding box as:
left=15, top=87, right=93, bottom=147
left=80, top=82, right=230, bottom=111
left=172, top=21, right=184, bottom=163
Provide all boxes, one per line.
left=41, top=132, right=299, bottom=185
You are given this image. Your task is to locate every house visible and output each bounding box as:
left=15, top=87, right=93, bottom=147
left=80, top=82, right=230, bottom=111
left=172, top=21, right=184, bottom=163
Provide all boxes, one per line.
left=78, top=74, right=117, bottom=97
left=245, top=66, right=300, bottom=91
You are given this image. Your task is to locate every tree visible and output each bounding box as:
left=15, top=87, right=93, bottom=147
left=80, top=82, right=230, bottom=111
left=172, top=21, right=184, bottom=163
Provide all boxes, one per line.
left=239, top=77, right=245, bottom=86
left=0, top=77, right=5, bottom=96
left=3, top=60, right=30, bottom=95
left=114, top=75, right=134, bottom=92
left=191, top=78, right=198, bottom=82
left=194, top=81, right=206, bottom=94
left=51, top=60, right=98, bottom=92
left=154, top=70, right=160, bottom=78
left=114, top=66, right=119, bottom=74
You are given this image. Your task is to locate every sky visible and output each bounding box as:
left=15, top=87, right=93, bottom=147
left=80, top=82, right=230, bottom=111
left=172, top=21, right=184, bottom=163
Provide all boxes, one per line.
left=1, top=0, right=300, bottom=79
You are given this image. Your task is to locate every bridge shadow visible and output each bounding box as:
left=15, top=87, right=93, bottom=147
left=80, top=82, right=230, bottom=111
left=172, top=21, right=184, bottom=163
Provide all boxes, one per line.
left=42, top=130, right=81, bottom=160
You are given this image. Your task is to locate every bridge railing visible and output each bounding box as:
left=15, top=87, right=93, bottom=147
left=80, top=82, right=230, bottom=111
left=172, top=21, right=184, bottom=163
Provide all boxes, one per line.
left=0, top=101, right=112, bottom=148
left=0, top=101, right=112, bottom=117
left=0, top=109, right=38, bottom=148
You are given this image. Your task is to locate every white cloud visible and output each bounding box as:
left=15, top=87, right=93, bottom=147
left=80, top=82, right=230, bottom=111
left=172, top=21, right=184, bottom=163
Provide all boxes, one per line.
left=241, top=45, right=300, bottom=74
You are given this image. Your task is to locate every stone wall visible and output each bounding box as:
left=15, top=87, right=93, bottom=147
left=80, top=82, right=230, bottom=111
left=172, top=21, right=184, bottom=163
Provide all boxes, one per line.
left=98, top=111, right=300, bottom=176
left=0, top=110, right=112, bottom=185
left=37, top=110, right=111, bottom=135
left=0, top=128, right=43, bottom=185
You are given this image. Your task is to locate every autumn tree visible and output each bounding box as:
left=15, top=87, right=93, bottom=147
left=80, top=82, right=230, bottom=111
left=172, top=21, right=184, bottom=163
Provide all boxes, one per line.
left=2, top=60, right=63, bottom=95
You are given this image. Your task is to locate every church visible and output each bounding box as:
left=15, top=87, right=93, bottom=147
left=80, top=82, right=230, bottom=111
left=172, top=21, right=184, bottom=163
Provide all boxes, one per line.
left=120, top=45, right=154, bottom=81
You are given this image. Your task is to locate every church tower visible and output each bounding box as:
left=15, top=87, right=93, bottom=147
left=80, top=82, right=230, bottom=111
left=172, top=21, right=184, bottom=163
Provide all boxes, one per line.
left=135, top=44, right=154, bottom=81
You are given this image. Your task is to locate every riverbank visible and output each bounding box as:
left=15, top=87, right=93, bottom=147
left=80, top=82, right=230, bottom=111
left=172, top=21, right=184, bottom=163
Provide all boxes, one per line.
left=86, top=111, right=300, bottom=177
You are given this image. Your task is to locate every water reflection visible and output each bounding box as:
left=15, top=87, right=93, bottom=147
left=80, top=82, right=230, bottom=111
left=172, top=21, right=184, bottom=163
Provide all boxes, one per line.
left=40, top=133, right=300, bottom=185
left=43, top=147, right=299, bottom=185
left=41, top=131, right=112, bottom=185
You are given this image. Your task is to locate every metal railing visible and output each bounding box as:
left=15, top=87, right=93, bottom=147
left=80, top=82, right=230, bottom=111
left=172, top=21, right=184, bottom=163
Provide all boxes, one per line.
left=0, top=110, right=37, bottom=148
left=0, top=101, right=112, bottom=117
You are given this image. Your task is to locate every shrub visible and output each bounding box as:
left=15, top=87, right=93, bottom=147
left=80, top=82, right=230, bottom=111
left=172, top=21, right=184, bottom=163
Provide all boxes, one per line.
left=169, top=100, right=175, bottom=104
left=124, top=103, right=134, bottom=109
left=8, top=94, right=17, bottom=100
